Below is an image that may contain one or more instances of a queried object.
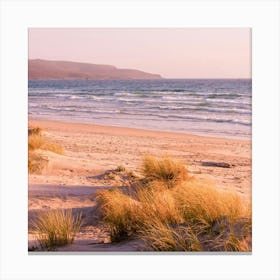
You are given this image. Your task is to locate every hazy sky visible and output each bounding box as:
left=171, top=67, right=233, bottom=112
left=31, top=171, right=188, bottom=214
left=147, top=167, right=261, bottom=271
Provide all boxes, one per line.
left=29, top=28, right=251, bottom=79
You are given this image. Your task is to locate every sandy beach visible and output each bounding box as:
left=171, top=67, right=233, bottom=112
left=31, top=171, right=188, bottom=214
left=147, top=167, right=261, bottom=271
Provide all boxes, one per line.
left=28, top=118, right=251, bottom=251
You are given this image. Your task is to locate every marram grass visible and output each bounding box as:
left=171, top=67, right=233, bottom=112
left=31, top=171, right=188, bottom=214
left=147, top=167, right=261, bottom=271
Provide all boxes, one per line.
left=28, top=128, right=64, bottom=154
left=28, top=126, right=64, bottom=174
left=97, top=156, right=252, bottom=251
left=32, top=209, right=83, bottom=250
left=142, top=156, right=189, bottom=188
left=28, top=152, right=48, bottom=174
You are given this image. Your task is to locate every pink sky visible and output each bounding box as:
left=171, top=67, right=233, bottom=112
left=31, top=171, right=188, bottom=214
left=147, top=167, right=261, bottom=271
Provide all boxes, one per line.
left=29, top=28, right=251, bottom=79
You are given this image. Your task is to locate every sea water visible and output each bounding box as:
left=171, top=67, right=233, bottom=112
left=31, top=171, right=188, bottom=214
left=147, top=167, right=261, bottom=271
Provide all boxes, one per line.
left=28, top=79, right=251, bottom=139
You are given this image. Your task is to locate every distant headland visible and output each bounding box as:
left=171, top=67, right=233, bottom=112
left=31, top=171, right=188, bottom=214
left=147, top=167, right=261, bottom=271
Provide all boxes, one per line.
left=28, top=59, right=163, bottom=80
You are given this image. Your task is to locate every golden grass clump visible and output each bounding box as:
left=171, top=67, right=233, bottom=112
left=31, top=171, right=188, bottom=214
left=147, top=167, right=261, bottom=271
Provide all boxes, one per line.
left=116, top=165, right=126, bottom=172
left=28, top=126, right=44, bottom=151
left=28, top=152, right=48, bottom=174
left=28, top=129, right=64, bottom=154
left=139, top=221, right=202, bottom=251
left=42, top=142, right=64, bottom=154
left=28, top=133, right=45, bottom=151
left=97, top=157, right=252, bottom=251
left=135, top=186, right=183, bottom=225
left=28, top=126, right=42, bottom=136
left=28, top=126, right=64, bottom=174
left=96, top=189, right=140, bottom=241
left=140, top=215, right=251, bottom=252
left=142, top=156, right=189, bottom=188
left=32, top=209, right=83, bottom=250
left=173, top=181, right=250, bottom=224
left=139, top=181, right=251, bottom=251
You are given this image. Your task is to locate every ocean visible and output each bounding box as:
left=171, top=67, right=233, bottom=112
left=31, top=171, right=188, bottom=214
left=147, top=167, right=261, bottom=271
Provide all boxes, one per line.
left=28, top=79, right=252, bottom=139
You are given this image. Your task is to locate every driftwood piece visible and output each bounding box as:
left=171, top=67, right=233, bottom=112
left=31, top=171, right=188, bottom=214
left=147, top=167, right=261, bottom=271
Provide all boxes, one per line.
left=201, top=161, right=231, bottom=168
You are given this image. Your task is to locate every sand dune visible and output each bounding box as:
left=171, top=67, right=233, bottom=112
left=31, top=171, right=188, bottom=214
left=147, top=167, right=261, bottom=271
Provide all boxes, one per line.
left=28, top=118, right=251, bottom=251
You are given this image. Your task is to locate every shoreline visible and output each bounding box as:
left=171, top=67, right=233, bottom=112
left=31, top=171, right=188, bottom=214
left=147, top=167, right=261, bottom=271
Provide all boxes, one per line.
left=28, top=116, right=251, bottom=142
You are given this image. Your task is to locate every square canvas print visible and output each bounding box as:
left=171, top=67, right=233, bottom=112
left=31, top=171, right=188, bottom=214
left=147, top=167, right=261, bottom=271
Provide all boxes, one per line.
left=28, top=28, right=252, bottom=252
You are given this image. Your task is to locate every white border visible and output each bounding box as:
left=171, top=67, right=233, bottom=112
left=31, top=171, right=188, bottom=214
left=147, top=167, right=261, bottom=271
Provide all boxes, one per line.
left=0, top=1, right=279, bottom=280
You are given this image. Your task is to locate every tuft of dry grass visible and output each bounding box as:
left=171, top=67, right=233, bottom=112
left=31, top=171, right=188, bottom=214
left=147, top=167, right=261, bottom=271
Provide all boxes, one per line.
left=173, top=180, right=250, bottom=224
left=28, top=152, right=48, bottom=174
left=28, top=126, right=42, bottom=136
left=28, top=126, right=64, bottom=174
left=28, top=126, right=63, bottom=154
left=32, top=209, right=83, bottom=250
left=140, top=215, right=251, bottom=252
left=28, top=133, right=45, bottom=151
left=142, top=156, right=189, bottom=188
left=135, top=186, right=183, bottom=225
left=42, top=142, right=64, bottom=154
left=28, top=126, right=44, bottom=151
left=116, top=165, right=126, bottom=172
left=96, top=189, right=140, bottom=241
left=97, top=157, right=252, bottom=251
left=139, top=221, right=202, bottom=251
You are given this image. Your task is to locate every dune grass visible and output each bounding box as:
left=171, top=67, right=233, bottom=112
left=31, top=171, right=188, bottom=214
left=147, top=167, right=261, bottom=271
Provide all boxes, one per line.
left=96, top=189, right=141, bottom=241
left=28, top=126, right=42, bottom=136
left=28, top=126, right=64, bottom=173
left=32, top=209, right=83, bottom=250
left=139, top=220, right=202, bottom=251
left=41, top=141, right=64, bottom=154
left=28, top=152, right=48, bottom=174
left=28, top=126, right=64, bottom=154
left=28, top=126, right=44, bottom=151
left=138, top=183, right=251, bottom=251
left=96, top=156, right=252, bottom=251
left=142, top=156, right=190, bottom=188
left=116, top=165, right=126, bottom=172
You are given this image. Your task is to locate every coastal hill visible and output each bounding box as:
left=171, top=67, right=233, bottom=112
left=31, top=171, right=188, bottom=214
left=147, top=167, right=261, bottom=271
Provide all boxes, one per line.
left=28, top=59, right=162, bottom=80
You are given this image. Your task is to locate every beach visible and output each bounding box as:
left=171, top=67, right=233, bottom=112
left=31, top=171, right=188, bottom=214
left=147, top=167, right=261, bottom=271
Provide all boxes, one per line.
left=28, top=118, right=251, bottom=251
left=28, top=118, right=251, bottom=193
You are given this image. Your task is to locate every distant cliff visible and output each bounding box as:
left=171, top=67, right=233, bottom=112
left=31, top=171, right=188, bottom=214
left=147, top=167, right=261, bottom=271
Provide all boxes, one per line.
left=28, top=59, right=163, bottom=80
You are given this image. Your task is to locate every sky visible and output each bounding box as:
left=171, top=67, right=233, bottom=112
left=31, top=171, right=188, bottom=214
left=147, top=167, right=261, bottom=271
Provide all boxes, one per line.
left=29, top=28, right=251, bottom=79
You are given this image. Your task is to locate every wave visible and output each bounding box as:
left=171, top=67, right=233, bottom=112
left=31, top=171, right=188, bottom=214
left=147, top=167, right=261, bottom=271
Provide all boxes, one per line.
left=90, top=96, right=109, bottom=101
left=207, top=93, right=243, bottom=99
left=114, top=92, right=133, bottom=96
left=92, top=109, right=121, bottom=114
left=69, top=95, right=83, bottom=99
left=155, top=105, right=250, bottom=114
left=105, top=110, right=251, bottom=126
left=207, top=98, right=251, bottom=106
left=28, top=79, right=251, bottom=139
left=118, top=97, right=159, bottom=103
